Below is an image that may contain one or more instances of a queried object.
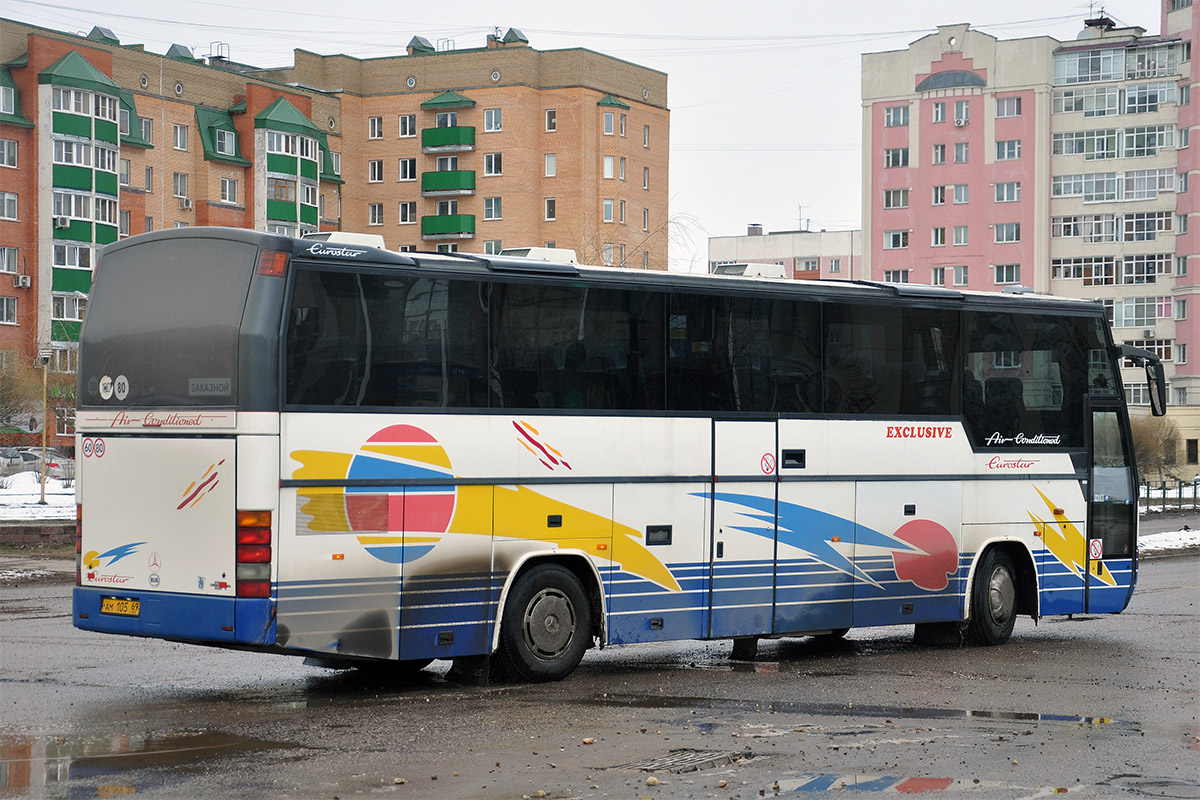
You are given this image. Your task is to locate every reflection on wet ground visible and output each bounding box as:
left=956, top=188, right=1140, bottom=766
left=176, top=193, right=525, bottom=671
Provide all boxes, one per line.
left=0, top=732, right=296, bottom=797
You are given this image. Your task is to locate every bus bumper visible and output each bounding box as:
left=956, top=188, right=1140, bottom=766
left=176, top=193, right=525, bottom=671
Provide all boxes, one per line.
left=73, top=587, right=275, bottom=646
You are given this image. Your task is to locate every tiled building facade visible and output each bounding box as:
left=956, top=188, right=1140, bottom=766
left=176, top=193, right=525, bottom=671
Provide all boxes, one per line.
left=863, top=3, right=1199, bottom=476
left=0, top=20, right=670, bottom=448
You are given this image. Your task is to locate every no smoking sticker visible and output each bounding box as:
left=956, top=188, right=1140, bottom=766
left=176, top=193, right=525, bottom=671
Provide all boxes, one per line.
left=761, top=453, right=776, bottom=474
left=1089, top=538, right=1103, bottom=560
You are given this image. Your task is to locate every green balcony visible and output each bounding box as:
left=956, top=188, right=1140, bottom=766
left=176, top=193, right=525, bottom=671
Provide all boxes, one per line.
left=421, top=126, right=475, bottom=152
left=421, top=214, right=475, bottom=240
left=422, top=170, right=475, bottom=196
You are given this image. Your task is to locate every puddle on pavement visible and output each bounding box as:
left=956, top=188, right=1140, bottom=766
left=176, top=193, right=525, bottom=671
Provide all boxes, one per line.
left=0, top=732, right=297, bottom=796
left=584, top=692, right=1126, bottom=727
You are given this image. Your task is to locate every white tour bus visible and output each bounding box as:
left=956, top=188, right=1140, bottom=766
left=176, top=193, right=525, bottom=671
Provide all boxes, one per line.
left=72, top=227, right=1165, bottom=682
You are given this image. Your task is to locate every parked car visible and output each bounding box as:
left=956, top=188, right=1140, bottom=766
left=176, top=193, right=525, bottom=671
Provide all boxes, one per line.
left=15, top=449, right=74, bottom=479
left=0, top=447, right=21, bottom=469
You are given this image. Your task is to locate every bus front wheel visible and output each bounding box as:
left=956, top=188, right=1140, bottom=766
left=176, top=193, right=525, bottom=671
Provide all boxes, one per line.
left=498, top=563, right=592, bottom=682
left=968, top=549, right=1017, bottom=645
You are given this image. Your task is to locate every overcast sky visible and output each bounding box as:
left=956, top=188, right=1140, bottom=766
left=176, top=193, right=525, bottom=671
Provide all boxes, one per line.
left=6, top=0, right=1164, bottom=269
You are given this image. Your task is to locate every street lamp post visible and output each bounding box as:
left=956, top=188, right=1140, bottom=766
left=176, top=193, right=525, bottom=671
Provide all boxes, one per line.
left=38, top=350, right=50, bottom=506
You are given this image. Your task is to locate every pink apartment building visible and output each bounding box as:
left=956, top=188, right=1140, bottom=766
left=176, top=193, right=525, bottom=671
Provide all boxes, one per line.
left=864, top=3, right=1199, bottom=476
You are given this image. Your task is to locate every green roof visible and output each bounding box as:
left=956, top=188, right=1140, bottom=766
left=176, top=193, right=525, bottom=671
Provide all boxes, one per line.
left=86, top=26, right=119, bottom=45
left=408, top=36, right=435, bottom=55
left=38, top=50, right=120, bottom=95
left=597, top=94, right=630, bottom=109
left=117, top=89, right=151, bottom=148
left=196, top=106, right=251, bottom=166
left=0, top=67, right=33, bottom=128
left=421, top=90, right=475, bottom=109
left=254, top=97, right=321, bottom=136
left=502, top=28, right=528, bottom=44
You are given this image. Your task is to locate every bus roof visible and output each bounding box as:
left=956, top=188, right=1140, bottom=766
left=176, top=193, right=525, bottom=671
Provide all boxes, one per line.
left=101, top=227, right=1105, bottom=315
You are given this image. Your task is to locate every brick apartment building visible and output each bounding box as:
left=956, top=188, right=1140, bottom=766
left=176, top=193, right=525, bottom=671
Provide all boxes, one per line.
left=0, top=20, right=670, bottom=448
left=862, top=2, right=1199, bottom=476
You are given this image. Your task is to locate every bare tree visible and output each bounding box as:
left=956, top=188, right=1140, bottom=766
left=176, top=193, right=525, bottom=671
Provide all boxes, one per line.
left=1129, top=412, right=1182, bottom=482
left=0, top=357, right=43, bottom=435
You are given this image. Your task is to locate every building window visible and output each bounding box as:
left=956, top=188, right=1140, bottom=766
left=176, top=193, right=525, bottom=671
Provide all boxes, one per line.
left=0, top=246, right=15, bottom=273
left=368, top=160, right=383, bottom=182
left=267, top=131, right=295, bottom=154
left=173, top=124, right=187, bottom=150
left=884, top=105, right=909, bottom=126
left=953, top=184, right=969, bottom=204
left=643, top=207, right=649, bottom=232
left=829, top=258, right=840, bottom=273
left=884, top=148, right=909, bottom=168
left=932, top=102, right=945, bottom=123
left=137, top=116, right=152, bottom=144
left=52, top=87, right=90, bottom=114
left=545, top=153, right=556, bottom=177
left=1188, top=439, right=1198, bottom=466
left=436, top=112, right=457, bottom=128
left=603, top=243, right=615, bottom=266
left=995, top=222, right=1021, bottom=243
left=399, top=158, right=416, bottom=181
left=620, top=114, right=627, bottom=136
left=932, top=267, right=946, bottom=286
left=398, top=114, right=416, bottom=137
left=995, top=96, right=1022, bottom=117
left=53, top=244, right=92, bottom=270
left=0, top=297, right=15, bottom=324
left=144, top=166, right=153, bottom=191
left=484, top=108, right=502, bottom=132
left=399, top=201, right=417, bottom=224
left=619, top=157, right=626, bottom=180
left=643, top=251, right=649, bottom=269
left=953, top=225, right=969, bottom=246
left=214, top=129, right=236, bottom=155
left=995, top=182, right=1021, bottom=202
left=954, top=142, right=969, bottom=163
left=53, top=140, right=91, bottom=167
left=368, top=203, right=383, bottom=226
left=303, top=184, right=316, bottom=206
left=172, top=172, right=188, bottom=198
left=603, top=112, right=614, bottom=135
left=932, top=185, right=946, bottom=205
left=0, top=86, right=13, bottom=116
left=994, top=264, right=1021, bottom=284
left=619, top=199, right=626, bottom=224
left=954, top=99, right=970, bottom=123
left=603, top=155, right=615, bottom=179
left=94, top=94, right=117, bottom=122
left=368, top=116, right=383, bottom=138
left=53, top=190, right=90, bottom=220
left=484, top=240, right=503, bottom=254
left=603, top=198, right=614, bottom=222
left=266, top=177, right=295, bottom=202
left=0, top=139, right=15, bottom=168
left=483, top=197, right=502, bottom=220
left=52, top=293, right=87, bottom=321
left=1053, top=129, right=1118, bottom=159
left=1177, top=298, right=1188, bottom=320
left=883, top=270, right=910, bottom=283
left=884, top=188, right=909, bottom=208
left=436, top=199, right=458, bottom=216
left=94, top=146, right=116, bottom=173
left=484, top=152, right=502, bottom=176
left=436, top=243, right=459, bottom=254
left=643, top=167, right=649, bottom=189
left=436, top=155, right=458, bottom=172
left=996, top=139, right=1022, bottom=160
left=883, top=230, right=909, bottom=249
left=221, top=178, right=237, bottom=204
left=931, top=144, right=945, bottom=165
left=932, top=227, right=946, bottom=246
left=331, top=152, right=341, bottom=175
left=118, top=158, right=130, bottom=186
left=545, top=109, right=557, bottom=131
left=644, top=124, right=650, bottom=147
left=545, top=197, right=556, bottom=220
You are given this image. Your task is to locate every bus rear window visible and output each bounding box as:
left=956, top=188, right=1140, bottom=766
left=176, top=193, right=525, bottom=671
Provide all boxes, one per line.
left=80, top=238, right=259, bottom=407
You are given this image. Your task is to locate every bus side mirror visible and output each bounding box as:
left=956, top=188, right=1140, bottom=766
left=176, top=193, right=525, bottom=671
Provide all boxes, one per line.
left=1117, top=344, right=1167, bottom=417
left=1147, top=359, right=1167, bottom=417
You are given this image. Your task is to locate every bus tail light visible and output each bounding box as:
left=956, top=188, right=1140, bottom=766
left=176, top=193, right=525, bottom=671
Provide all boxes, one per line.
left=236, top=510, right=272, bottom=598
left=75, top=504, right=83, bottom=586
left=257, top=250, right=289, bottom=278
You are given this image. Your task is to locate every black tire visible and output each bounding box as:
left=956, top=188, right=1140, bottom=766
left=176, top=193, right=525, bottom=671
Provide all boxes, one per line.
left=967, top=549, right=1017, bottom=645
left=497, top=563, right=592, bottom=682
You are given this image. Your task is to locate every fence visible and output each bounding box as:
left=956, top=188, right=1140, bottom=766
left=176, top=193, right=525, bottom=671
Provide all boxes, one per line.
left=1139, top=480, right=1200, bottom=513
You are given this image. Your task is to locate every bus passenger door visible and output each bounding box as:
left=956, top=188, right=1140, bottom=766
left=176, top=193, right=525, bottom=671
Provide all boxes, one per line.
left=1086, top=407, right=1137, bottom=613
left=709, top=420, right=777, bottom=639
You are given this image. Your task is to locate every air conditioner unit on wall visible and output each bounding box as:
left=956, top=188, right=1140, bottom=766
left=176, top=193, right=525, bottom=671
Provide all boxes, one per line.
left=179, top=197, right=193, bottom=210
left=53, top=217, right=70, bottom=229
left=954, top=118, right=967, bottom=127
left=13, top=274, right=30, bottom=288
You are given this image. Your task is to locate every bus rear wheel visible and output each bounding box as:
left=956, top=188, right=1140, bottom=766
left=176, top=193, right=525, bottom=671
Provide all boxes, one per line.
left=968, top=549, right=1017, bottom=645
left=498, top=564, right=592, bottom=682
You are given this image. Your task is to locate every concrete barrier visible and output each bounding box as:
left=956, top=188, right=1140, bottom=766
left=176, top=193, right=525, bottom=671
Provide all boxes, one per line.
left=0, top=521, right=74, bottom=547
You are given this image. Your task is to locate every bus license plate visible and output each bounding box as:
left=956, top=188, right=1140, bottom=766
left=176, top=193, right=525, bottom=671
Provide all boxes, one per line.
left=100, top=597, right=140, bottom=617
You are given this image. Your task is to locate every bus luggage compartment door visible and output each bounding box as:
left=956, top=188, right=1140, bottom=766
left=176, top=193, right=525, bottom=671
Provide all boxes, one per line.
left=709, top=420, right=777, bottom=639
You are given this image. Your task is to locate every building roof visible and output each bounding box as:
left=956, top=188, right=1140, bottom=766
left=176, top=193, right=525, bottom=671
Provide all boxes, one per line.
left=915, top=70, right=987, bottom=91
left=253, top=96, right=321, bottom=135
left=196, top=106, right=251, bottom=166
left=37, top=50, right=120, bottom=94
left=117, top=89, right=152, bottom=148
left=0, top=66, right=33, bottom=128
left=597, top=94, right=631, bottom=109
left=421, top=90, right=476, bottom=109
